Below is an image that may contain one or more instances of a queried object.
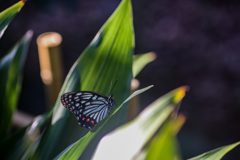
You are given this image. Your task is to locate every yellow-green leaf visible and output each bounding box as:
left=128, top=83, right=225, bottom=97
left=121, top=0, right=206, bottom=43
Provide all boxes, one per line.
left=145, top=115, right=186, bottom=160
left=188, top=141, right=240, bottom=160
left=133, top=52, right=156, bottom=77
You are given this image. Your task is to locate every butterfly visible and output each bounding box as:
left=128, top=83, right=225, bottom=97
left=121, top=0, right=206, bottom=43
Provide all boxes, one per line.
left=60, top=80, right=118, bottom=129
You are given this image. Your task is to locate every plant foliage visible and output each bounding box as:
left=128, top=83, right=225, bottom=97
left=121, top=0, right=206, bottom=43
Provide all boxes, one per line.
left=0, top=0, right=25, bottom=39
left=0, top=0, right=239, bottom=160
left=0, top=30, right=33, bottom=140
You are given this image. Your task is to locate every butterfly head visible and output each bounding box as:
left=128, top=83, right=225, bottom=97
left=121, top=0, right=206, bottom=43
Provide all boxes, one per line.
left=108, top=94, right=114, bottom=106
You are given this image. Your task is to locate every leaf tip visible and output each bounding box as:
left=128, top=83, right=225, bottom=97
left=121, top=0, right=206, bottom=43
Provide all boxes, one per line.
left=21, top=0, right=27, bottom=5
left=149, top=52, right=157, bottom=61
left=21, top=30, right=33, bottom=43
left=173, top=86, right=189, bottom=103
left=149, top=85, right=154, bottom=89
left=26, top=30, right=33, bottom=37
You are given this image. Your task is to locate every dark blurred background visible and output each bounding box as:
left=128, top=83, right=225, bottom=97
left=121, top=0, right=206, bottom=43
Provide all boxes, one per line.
left=0, top=0, right=240, bottom=159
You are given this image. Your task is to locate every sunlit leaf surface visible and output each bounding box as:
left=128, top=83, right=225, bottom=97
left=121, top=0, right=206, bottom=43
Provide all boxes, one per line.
left=145, top=115, right=186, bottom=160
left=91, top=86, right=187, bottom=160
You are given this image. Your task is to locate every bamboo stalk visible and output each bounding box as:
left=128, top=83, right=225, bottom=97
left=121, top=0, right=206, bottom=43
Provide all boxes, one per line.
left=37, top=32, right=63, bottom=107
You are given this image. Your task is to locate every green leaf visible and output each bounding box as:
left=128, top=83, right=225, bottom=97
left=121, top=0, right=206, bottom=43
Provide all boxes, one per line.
left=55, top=85, right=153, bottom=160
left=145, top=115, right=186, bottom=160
left=133, top=52, right=156, bottom=77
left=188, top=141, right=240, bottom=160
left=0, top=1, right=25, bottom=39
left=34, top=0, right=134, bottom=159
left=91, top=86, right=187, bottom=160
left=0, top=30, right=33, bottom=140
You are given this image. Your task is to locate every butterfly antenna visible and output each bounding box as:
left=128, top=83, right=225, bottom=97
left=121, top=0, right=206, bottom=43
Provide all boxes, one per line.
left=109, top=80, right=118, bottom=95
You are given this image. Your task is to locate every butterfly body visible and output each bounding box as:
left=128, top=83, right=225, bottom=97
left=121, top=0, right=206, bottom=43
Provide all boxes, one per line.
left=61, top=91, right=114, bottom=129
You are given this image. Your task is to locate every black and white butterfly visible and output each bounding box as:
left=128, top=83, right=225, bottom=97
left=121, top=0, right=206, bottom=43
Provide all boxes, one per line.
left=61, top=91, right=114, bottom=129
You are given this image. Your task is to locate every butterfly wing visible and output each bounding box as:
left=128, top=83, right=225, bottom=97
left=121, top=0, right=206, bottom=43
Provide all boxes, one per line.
left=61, top=91, right=113, bottom=129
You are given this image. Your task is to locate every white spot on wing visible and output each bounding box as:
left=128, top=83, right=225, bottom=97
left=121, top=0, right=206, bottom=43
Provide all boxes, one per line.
left=91, top=101, right=105, bottom=105
left=76, top=92, right=82, bottom=96
left=81, top=100, right=86, bottom=104
left=94, top=113, right=99, bottom=122
left=98, top=97, right=105, bottom=101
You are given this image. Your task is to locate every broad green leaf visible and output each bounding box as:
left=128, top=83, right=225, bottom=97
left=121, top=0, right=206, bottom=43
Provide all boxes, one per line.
left=55, top=85, right=153, bottom=160
left=0, top=1, right=25, bottom=39
left=0, top=30, right=33, bottom=140
left=134, top=115, right=186, bottom=160
left=145, top=115, right=186, bottom=160
left=34, top=0, right=134, bottom=159
left=189, top=141, right=240, bottom=160
left=133, top=52, right=156, bottom=77
left=0, top=109, right=52, bottom=160
left=91, top=86, right=187, bottom=160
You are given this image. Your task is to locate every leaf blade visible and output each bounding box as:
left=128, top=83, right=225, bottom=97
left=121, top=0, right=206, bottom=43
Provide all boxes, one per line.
left=133, top=52, right=156, bottom=77
left=145, top=115, right=186, bottom=160
left=188, top=141, right=240, bottom=160
left=0, top=30, right=33, bottom=139
left=0, top=1, right=25, bottom=38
